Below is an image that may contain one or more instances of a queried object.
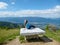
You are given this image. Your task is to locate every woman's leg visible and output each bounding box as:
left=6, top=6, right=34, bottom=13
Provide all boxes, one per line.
left=27, top=25, right=35, bottom=29
left=30, top=25, right=35, bottom=28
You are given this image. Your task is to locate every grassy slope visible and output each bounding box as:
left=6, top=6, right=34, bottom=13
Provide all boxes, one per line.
left=0, top=29, right=20, bottom=44
left=1, top=28, right=59, bottom=44
left=45, top=29, right=60, bottom=42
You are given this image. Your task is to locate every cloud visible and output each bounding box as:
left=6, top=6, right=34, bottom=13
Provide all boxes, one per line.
left=15, top=5, right=60, bottom=15
left=0, top=2, right=8, bottom=9
left=14, top=5, right=60, bottom=18
left=11, top=2, right=15, bottom=5
left=0, top=5, right=60, bottom=18
left=0, top=11, right=15, bottom=17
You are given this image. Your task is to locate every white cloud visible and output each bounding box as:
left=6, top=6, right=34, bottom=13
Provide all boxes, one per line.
left=16, top=5, right=60, bottom=15
left=0, top=2, right=8, bottom=9
left=0, top=5, right=60, bottom=18
left=11, top=2, right=15, bottom=5
left=14, top=5, right=60, bottom=18
left=0, top=11, right=15, bottom=17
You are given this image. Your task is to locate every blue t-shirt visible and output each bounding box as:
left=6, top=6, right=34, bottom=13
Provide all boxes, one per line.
left=26, top=23, right=31, bottom=29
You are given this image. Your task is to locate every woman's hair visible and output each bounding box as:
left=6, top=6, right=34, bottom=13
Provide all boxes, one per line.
left=24, top=20, right=28, bottom=27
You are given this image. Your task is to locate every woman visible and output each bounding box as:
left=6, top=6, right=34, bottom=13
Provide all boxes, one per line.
left=24, top=20, right=35, bottom=29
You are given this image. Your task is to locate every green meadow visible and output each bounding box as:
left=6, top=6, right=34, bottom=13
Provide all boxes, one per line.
left=0, top=29, right=20, bottom=44
left=45, top=29, right=60, bottom=42
left=0, top=26, right=60, bottom=44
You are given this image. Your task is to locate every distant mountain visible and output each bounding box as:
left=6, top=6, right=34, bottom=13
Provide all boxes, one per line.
left=0, top=17, right=60, bottom=29
left=0, top=17, right=60, bottom=23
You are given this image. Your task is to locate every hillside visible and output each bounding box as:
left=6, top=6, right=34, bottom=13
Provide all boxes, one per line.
left=0, top=21, right=20, bottom=29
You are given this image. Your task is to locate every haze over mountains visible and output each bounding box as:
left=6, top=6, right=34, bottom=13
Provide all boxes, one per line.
left=0, top=17, right=60, bottom=24
left=0, top=17, right=60, bottom=29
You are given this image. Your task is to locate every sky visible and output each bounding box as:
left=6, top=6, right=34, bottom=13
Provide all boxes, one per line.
left=0, top=0, right=60, bottom=18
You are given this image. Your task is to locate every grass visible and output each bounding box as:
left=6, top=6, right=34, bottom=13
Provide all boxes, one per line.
left=45, top=29, right=60, bottom=42
left=19, top=35, right=25, bottom=43
left=0, top=28, right=20, bottom=44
